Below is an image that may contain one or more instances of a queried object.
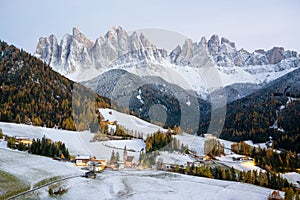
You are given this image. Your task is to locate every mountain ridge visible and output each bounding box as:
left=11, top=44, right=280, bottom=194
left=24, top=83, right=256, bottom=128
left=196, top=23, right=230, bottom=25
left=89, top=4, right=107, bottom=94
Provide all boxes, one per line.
left=35, top=26, right=299, bottom=98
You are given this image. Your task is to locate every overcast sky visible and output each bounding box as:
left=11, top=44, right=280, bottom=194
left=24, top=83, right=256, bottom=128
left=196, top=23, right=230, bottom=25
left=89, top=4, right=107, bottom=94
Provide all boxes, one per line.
left=1, top=0, right=299, bottom=53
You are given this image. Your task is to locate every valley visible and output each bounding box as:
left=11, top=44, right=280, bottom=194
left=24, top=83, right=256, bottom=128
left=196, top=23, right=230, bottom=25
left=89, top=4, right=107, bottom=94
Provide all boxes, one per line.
left=1, top=4, right=300, bottom=198
left=0, top=122, right=286, bottom=200
left=0, top=104, right=299, bottom=199
left=0, top=146, right=280, bottom=200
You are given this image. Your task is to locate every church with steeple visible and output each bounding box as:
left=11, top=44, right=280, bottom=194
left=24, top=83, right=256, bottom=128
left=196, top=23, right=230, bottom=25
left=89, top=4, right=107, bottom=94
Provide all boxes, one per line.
left=123, top=145, right=137, bottom=168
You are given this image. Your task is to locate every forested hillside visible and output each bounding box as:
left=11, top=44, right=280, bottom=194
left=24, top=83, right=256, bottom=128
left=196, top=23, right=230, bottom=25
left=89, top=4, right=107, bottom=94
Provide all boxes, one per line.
left=0, top=40, right=110, bottom=131
left=218, top=68, right=300, bottom=152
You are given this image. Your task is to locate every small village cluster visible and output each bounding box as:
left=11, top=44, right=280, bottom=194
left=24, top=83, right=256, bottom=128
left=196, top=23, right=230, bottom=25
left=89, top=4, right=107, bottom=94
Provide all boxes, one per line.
left=74, top=146, right=137, bottom=173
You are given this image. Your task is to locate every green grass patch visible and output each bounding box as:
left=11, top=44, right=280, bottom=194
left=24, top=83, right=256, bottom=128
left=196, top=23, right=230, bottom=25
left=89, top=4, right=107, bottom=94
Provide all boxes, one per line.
left=33, top=176, right=62, bottom=188
left=0, top=170, right=30, bottom=200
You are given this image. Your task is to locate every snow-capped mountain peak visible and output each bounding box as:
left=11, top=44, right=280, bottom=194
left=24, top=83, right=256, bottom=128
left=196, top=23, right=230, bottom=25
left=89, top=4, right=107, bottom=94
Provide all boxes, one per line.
left=199, top=37, right=208, bottom=49
left=221, top=37, right=236, bottom=49
left=36, top=26, right=168, bottom=81
left=208, top=34, right=220, bottom=56
left=72, top=26, right=93, bottom=46
left=35, top=27, right=299, bottom=97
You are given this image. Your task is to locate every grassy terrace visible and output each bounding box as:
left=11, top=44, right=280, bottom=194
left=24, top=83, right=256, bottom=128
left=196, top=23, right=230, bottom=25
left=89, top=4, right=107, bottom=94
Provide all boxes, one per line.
left=0, top=170, right=29, bottom=200
left=33, top=176, right=61, bottom=188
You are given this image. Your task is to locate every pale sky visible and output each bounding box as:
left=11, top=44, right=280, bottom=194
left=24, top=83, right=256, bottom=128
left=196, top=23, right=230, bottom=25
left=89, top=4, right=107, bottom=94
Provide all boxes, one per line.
left=1, top=0, right=299, bottom=53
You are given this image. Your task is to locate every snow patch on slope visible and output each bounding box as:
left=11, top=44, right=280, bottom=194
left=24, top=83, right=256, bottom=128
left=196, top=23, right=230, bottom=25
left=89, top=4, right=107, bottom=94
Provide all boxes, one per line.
left=99, top=108, right=166, bottom=138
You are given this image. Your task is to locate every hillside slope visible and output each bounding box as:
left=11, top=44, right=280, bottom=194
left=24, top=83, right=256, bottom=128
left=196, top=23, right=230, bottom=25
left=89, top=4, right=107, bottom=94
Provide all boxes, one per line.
left=0, top=40, right=110, bottom=131
left=82, top=69, right=211, bottom=133
left=217, top=68, right=300, bottom=152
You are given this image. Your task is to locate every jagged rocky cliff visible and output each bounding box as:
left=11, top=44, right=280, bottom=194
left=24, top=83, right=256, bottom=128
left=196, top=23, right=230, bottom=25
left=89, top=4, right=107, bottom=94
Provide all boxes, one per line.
left=35, top=26, right=299, bottom=97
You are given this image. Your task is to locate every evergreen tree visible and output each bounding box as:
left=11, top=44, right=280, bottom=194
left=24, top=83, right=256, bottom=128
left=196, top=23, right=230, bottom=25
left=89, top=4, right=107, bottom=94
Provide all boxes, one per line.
left=116, top=152, right=120, bottom=161
left=245, top=171, right=252, bottom=183
left=146, top=130, right=173, bottom=152
left=225, top=169, right=232, bottom=181
left=157, top=158, right=164, bottom=170
left=284, top=188, right=294, bottom=200
left=204, top=165, right=212, bottom=178
left=230, top=167, right=236, bottom=181
left=258, top=170, right=264, bottom=186
left=264, top=172, right=270, bottom=187
left=221, top=170, right=226, bottom=180
left=7, top=137, right=16, bottom=149
left=270, top=173, right=278, bottom=189
left=28, top=137, right=69, bottom=159
left=185, top=163, right=191, bottom=175
left=110, top=150, right=116, bottom=164
left=17, top=142, right=25, bottom=151
left=238, top=171, right=245, bottom=182
left=295, top=190, right=299, bottom=200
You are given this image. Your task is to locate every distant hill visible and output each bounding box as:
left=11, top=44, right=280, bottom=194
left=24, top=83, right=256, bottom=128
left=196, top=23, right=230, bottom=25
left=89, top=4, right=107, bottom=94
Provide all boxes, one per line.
left=217, top=68, right=300, bottom=152
left=0, top=40, right=110, bottom=131
left=82, top=68, right=211, bottom=133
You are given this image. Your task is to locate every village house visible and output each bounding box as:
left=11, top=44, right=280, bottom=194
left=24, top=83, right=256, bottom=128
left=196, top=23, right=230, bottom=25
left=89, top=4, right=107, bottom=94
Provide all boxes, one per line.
left=95, top=159, right=107, bottom=166
left=88, top=160, right=106, bottom=172
left=15, top=136, right=32, bottom=146
left=203, top=133, right=217, bottom=139
left=99, top=110, right=118, bottom=138
left=99, top=110, right=117, bottom=125
left=125, top=156, right=137, bottom=168
left=110, top=161, right=125, bottom=170
left=232, top=156, right=253, bottom=161
left=109, top=146, right=137, bottom=170
left=192, top=161, right=205, bottom=167
left=75, top=155, right=107, bottom=168
left=75, top=155, right=91, bottom=166
left=189, top=153, right=207, bottom=161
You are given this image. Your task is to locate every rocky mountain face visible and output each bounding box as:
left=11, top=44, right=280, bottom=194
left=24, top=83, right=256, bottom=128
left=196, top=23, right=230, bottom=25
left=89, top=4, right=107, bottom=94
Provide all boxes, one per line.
left=171, top=34, right=299, bottom=70
left=35, top=26, right=300, bottom=98
left=35, top=26, right=167, bottom=80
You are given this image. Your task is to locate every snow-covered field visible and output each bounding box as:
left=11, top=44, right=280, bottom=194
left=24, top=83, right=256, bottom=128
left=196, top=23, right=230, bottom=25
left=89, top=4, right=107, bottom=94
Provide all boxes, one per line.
left=0, top=121, right=262, bottom=172
left=62, top=170, right=281, bottom=200
left=0, top=122, right=138, bottom=161
left=102, top=139, right=145, bottom=152
left=175, top=133, right=233, bottom=156
left=282, top=172, right=300, bottom=188
left=99, top=108, right=166, bottom=138
left=0, top=148, right=81, bottom=188
left=0, top=121, right=234, bottom=163
left=156, top=151, right=194, bottom=165
left=0, top=121, right=295, bottom=199
left=0, top=122, right=92, bottom=155
left=0, top=147, right=279, bottom=200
